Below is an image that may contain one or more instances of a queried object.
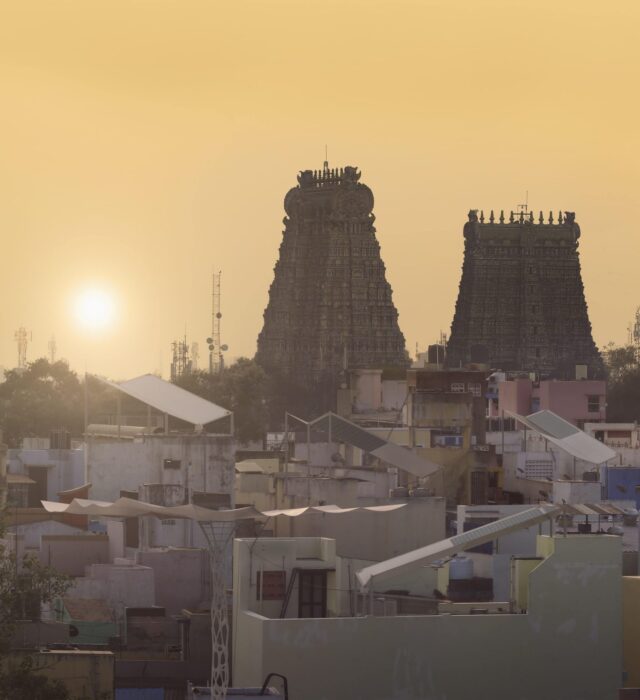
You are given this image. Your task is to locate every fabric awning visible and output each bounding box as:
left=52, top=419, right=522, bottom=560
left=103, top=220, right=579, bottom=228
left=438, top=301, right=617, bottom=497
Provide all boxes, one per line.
left=41, top=498, right=406, bottom=522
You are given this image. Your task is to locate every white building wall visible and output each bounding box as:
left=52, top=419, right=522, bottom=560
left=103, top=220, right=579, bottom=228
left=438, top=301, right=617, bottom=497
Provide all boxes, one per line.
left=234, top=535, right=622, bottom=700
left=86, top=434, right=234, bottom=502
left=8, top=447, right=85, bottom=499
left=69, top=563, right=155, bottom=615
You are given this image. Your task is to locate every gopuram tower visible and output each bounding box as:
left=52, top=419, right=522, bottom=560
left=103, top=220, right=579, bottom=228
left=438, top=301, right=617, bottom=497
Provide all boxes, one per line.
left=256, top=163, right=408, bottom=413
left=446, top=209, right=604, bottom=378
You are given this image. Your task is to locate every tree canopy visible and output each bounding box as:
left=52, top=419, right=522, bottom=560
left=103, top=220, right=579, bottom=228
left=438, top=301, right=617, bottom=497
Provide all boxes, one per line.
left=0, top=519, right=71, bottom=698
left=174, top=358, right=269, bottom=444
left=602, top=343, right=640, bottom=422
left=0, top=359, right=84, bottom=448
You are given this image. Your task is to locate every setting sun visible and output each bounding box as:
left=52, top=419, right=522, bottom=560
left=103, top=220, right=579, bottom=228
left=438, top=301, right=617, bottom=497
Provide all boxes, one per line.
left=73, top=289, right=116, bottom=332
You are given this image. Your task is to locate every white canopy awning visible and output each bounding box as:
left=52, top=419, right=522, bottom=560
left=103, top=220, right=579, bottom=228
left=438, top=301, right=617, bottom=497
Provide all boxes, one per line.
left=41, top=498, right=406, bottom=522
left=94, top=374, right=231, bottom=428
left=507, top=409, right=616, bottom=465
left=356, top=504, right=559, bottom=592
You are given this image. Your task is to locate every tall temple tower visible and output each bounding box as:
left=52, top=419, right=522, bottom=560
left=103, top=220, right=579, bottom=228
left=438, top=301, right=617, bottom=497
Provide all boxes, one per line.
left=256, top=163, right=408, bottom=411
left=447, top=209, right=603, bottom=378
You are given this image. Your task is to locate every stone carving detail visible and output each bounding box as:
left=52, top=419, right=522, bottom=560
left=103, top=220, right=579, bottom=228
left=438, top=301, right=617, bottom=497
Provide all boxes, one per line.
left=447, top=210, right=603, bottom=378
left=257, top=165, right=408, bottom=410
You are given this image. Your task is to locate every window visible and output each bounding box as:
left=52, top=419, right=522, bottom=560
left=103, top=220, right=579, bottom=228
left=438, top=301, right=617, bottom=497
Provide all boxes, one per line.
left=163, top=459, right=181, bottom=470
left=451, top=382, right=465, bottom=393
left=467, top=383, right=481, bottom=397
left=587, top=395, right=600, bottom=412
left=535, top=348, right=540, bottom=358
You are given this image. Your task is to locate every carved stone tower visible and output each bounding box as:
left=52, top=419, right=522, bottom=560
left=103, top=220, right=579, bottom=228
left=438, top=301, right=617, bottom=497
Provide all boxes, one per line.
left=256, top=164, right=408, bottom=412
left=447, top=209, right=603, bottom=378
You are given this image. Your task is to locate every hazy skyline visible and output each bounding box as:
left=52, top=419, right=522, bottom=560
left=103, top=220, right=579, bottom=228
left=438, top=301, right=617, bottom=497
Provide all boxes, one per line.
left=1, top=0, right=638, bottom=378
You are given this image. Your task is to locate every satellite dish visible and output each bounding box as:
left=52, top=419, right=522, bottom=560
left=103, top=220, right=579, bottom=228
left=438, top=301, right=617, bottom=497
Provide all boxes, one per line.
left=206, top=337, right=213, bottom=344
left=221, top=344, right=229, bottom=351
left=216, top=312, right=222, bottom=319
left=208, top=344, right=215, bottom=351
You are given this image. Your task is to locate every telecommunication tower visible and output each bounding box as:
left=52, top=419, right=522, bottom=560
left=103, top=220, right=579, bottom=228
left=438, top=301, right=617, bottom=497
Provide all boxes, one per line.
left=48, top=335, right=57, bottom=364
left=207, top=271, right=228, bottom=373
left=14, top=327, right=30, bottom=369
left=628, top=307, right=640, bottom=358
left=170, top=335, right=192, bottom=381
left=191, top=342, right=200, bottom=371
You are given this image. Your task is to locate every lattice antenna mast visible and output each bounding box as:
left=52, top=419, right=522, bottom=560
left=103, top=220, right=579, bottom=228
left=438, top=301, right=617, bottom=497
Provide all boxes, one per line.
left=191, top=342, right=199, bottom=371
left=48, top=335, right=57, bottom=364
left=630, top=307, right=640, bottom=362
left=170, top=333, right=192, bottom=381
left=14, top=327, right=30, bottom=369
left=207, top=271, right=227, bottom=373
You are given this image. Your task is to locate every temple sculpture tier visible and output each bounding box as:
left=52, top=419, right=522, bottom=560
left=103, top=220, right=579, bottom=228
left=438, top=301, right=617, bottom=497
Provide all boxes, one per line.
left=256, top=165, right=408, bottom=412
left=446, top=209, right=604, bottom=378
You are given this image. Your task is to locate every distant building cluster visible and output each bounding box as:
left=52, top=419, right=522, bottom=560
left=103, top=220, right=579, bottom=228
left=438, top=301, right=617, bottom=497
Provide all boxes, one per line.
left=3, top=163, right=640, bottom=700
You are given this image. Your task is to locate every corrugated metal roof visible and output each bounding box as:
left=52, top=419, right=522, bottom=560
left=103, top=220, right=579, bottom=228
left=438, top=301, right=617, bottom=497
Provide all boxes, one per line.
left=94, top=374, right=231, bottom=428
left=356, top=504, right=559, bottom=591
left=507, top=409, right=616, bottom=464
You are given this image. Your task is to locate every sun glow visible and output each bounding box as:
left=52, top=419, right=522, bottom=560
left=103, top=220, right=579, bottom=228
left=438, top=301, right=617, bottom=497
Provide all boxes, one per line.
left=73, top=289, right=116, bottom=331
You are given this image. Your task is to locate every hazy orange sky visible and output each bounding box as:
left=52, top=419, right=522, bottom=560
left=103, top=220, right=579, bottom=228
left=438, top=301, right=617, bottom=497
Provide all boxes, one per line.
left=1, top=0, right=638, bottom=379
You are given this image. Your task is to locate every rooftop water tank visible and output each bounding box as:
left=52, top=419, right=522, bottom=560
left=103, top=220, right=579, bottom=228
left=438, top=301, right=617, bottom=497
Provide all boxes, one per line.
left=449, top=556, right=474, bottom=580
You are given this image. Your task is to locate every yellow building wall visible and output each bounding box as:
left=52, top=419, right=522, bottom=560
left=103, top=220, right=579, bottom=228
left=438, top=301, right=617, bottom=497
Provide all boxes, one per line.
left=513, top=558, right=543, bottom=612
left=623, top=576, right=640, bottom=687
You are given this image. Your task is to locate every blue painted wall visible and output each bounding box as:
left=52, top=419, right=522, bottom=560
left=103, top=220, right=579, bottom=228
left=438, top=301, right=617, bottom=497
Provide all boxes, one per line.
left=604, top=467, right=640, bottom=508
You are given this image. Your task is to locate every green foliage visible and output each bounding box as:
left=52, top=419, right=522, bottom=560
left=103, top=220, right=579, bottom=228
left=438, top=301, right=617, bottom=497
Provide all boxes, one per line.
left=0, top=656, right=71, bottom=700
left=602, top=343, right=640, bottom=421
left=175, top=358, right=269, bottom=443
left=602, top=342, right=639, bottom=383
left=0, top=514, right=72, bottom=698
left=0, top=546, right=71, bottom=656
left=0, top=359, right=84, bottom=447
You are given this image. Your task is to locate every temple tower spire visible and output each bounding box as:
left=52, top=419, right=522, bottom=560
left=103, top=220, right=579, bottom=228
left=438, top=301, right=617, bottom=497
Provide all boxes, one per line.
left=256, top=164, right=408, bottom=413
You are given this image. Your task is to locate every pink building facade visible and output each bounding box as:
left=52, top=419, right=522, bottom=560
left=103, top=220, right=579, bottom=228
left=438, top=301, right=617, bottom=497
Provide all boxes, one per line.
left=494, top=378, right=606, bottom=427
